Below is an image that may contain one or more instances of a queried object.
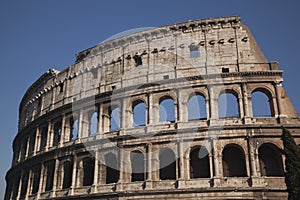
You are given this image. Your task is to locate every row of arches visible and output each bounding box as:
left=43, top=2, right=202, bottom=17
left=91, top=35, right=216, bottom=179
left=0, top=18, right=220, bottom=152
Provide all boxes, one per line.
left=158, top=143, right=284, bottom=179
left=15, top=89, right=274, bottom=163
left=109, top=90, right=273, bottom=131
left=53, top=89, right=276, bottom=135
left=10, top=142, right=284, bottom=199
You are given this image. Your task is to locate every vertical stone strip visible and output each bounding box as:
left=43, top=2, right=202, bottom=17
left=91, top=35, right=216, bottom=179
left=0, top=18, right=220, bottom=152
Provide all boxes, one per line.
left=71, top=155, right=77, bottom=195
left=148, top=93, right=154, bottom=125
left=34, top=126, right=40, bottom=155
left=52, top=158, right=59, bottom=197
left=37, top=164, right=45, bottom=198
left=26, top=170, right=32, bottom=199
left=93, top=151, right=99, bottom=192
left=78, top=109, right=83, bottom=140
left=97, top=105, right=102, bottom=136
left=59, top=115, right=65, bottom=147
left=46, top=120, right=52, bottom=150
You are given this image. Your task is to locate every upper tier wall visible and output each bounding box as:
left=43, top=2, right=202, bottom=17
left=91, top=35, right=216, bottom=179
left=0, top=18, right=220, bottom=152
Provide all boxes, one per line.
left=18, top=16, right=278, bottom=130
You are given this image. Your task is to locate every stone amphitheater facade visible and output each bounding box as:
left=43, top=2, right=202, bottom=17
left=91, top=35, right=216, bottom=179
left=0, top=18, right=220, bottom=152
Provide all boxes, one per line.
left=5, top=16, right=300, bottom=200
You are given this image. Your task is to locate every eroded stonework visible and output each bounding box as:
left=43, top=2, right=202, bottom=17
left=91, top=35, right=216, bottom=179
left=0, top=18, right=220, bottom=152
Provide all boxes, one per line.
left=5, top=16, right=300, bottom=200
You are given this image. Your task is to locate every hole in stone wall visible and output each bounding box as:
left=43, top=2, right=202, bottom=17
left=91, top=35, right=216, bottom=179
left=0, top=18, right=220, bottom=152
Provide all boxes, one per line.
left=62, top=161, right=73, bottom=189
left=91, top=68, right=98, bottom=79
left=159, top=98, right=175, bottom=122
left=89, top=112, right=98, bottom=136
left=222, top=68, right=229, bottom=73
left=110, top=107, right=120, bottom=131
left=259, top=143, right=284, bottom=176
left=45, top=161, right=55, bottom=191
left=222, top=145, right=247, bottom=177
left=190, top=146, right=210, bottom=178
left=218, top=92, right=239, bottom=118
left=53, top=121, right=62, bottom=146
left=71, top=119, right=78, bottom=140
left=82, top=157, right=95, bottom=186
left=31, top=165, right=41, bottom=194
left=59, top=83, right=64, bottom=93
left=133, top=102, right=146, bottom=127
left=20, top=171, right=29, bottom=196
left=11, top=174, right=21, bottom=199
left=40, top=127, right=48, bottom=151
left=105, top=153, right=119, bottom=184
left=133, top=54, right=143, bottom=67
left=190, top=45, right=199, bottom=58
left=21, top=138, right=28, bottom=160
left=252, top=91, right=272, bottom=117
left=159, top=148, right=176, bottom=180
left=131, top=151, right=145, bottom=182
left=188, top=94, right=206, bottom=120
left=163, top=75, right=169, bottom=80
left=28, top=133, right=36, bottom=157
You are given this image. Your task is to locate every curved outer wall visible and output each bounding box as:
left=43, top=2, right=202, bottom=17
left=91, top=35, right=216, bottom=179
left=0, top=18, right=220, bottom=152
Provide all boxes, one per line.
left=5, top=16, right=300, bottom=200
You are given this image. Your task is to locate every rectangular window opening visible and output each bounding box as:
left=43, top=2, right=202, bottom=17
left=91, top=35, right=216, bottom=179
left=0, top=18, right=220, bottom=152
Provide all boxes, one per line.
left=163, top=75, right=169, bottom=80
left=59, top=83, right=64, bottom=93
left=133, top=55, right=143, bottom=67
left=91, top=68, right=98, bottom=79
left=190, top=46, right=199, bottom=58
left=222, top=68, right=229, bottom=73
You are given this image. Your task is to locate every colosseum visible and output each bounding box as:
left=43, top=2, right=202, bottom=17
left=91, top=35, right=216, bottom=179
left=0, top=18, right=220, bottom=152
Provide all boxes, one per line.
left=4, top=16, right=300, bottom=200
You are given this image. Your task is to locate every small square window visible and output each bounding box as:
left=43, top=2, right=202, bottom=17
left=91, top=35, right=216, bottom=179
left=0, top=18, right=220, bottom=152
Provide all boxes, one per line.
left=190, top=45, right=199, bottom=58
left=133, top=54, right=143, bottom=67
left=222, top=68, right=229, bottom=73
left=163, top=75, right=169, bottom=80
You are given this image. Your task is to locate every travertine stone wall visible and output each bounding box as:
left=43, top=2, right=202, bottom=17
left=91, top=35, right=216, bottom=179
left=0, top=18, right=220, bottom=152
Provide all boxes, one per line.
left=5, top=16, right=300, bottom=200
left=19, top=16, right=296, bottom=130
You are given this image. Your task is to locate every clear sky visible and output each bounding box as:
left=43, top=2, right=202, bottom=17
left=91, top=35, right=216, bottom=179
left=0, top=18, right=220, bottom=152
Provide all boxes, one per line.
left=1, top=0, right=300, bottom=198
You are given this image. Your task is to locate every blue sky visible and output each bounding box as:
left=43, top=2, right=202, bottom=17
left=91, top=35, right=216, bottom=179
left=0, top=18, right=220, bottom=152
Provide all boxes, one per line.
left=1, top=0, right=300, bottom=198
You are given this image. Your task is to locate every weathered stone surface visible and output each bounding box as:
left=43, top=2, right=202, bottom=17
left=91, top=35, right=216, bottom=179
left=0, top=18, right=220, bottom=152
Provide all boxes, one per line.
left=5, top=16, right=300, bottom=200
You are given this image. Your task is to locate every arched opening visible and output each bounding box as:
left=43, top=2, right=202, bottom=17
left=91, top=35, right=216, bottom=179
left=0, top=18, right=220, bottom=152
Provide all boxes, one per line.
left=159, top=97, right=175, bottom=122
left=71, top=119, right=78, bottom=140
left=218, top=92, right=239, bottom=118
left=53, top=121, right=62, bottom=146
left=188, top=94, right=206, bottom=120
left=28, top=133, right=36, bottom=156
left=133, top=101, right=146, bottom=126
left=14, top=145, right=21, bottom=163
left=20, top=170, right=29, bottom=197
left=4, top=180, right=13, bottom=200
left=222, top=144, right=247, bottom=177
left=190, top=146, right=210, bottom=178
left=82, top=157, right=95, bottom=186
left=259, top=143, right=284, bottom=176
left=105, top=153, right=119, bottom=184
left=62, top=161, right=73, bottom=189
left=159, top=148, right=176, bottom=180
left=21, top=138, right=28, bottom=160
left=252, top=90, right=273, bottom=117
left=40, top=126, right=48, bottom=151
left=31, top=165, right=41, bottom=194
left=131, top=151, right=145, bottom=182
left=11, top=173, right=21, bottom=199
left=89, top=112, right=98, bottom=136
left=45, top=160, right=55, bottom=191
left=110, top=107, right=120, bottom=131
